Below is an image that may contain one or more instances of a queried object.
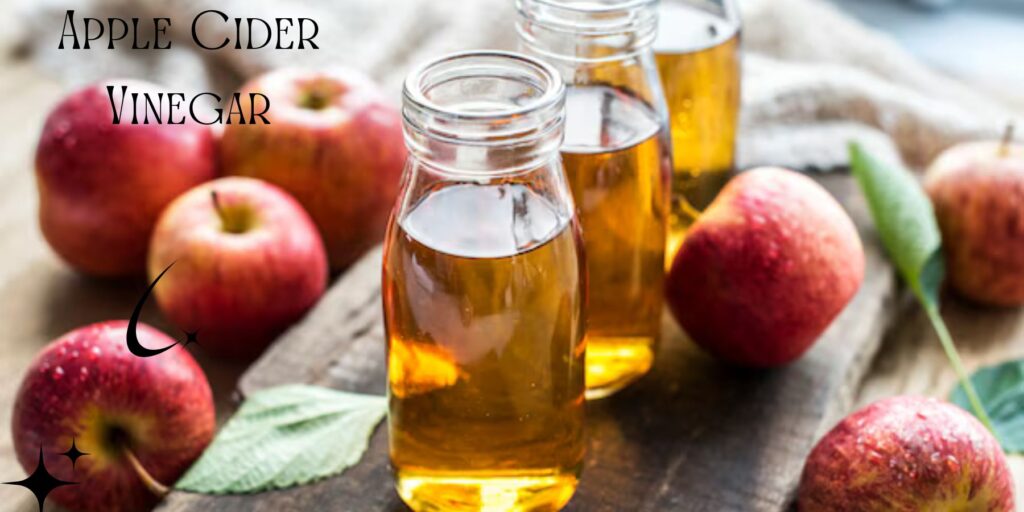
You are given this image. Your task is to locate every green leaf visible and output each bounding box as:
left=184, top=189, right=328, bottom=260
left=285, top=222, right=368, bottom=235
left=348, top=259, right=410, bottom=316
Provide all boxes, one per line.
left=175, top=384, right=386, bottom=494
left=848, top=143, right=944, bottom=306
left=849, top=143, right=996, bottom=434
left=950, top=360, right=1024, bottom=453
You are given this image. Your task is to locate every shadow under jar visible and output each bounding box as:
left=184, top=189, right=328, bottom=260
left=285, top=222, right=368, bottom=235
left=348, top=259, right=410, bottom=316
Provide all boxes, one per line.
left=517, top=0, right=672, bottom=399
left=383, top=51, right=586, bottom=512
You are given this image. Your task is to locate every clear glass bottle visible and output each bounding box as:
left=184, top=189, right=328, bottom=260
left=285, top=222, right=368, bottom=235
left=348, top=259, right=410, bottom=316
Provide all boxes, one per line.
left=654, top=0, right=742, bottom=268
left=383, top=51, right=586, bottom=512
left=517, top=0, right=672, bottom=399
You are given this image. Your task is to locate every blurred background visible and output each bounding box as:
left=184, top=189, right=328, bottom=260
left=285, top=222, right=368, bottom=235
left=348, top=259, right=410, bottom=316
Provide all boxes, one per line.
left=830, top=0, right=1024, bottom=108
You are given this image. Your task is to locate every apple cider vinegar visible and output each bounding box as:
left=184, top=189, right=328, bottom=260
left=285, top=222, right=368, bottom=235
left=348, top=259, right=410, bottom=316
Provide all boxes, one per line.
left=518, top=0, right=671, bottom=398
left=655, top=0, right=741, bottom=266
left=385, top=52, right=585, bottom=512
left=561, top=86, right=668, bottom=398
left=385, top=184, right=585, bottom=511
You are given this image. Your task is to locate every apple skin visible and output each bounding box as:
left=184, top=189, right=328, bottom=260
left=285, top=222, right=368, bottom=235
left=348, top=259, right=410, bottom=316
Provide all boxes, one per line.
left=221, top=67, right=406, bottom=270
left=665, top=167, right=864, bottom=367
left=11, top=321, right=215, bottom=512
left=36, top=80, right=218, bottom=277
left=148, top=177, right=328, bottom=359
left=925, top=139, right=1024, bottom=306
left=798, top=396, right=1014, bottom=512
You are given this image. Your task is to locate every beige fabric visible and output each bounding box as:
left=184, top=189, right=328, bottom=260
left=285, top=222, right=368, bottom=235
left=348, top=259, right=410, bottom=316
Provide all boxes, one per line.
left=16, top=0, right=1023, bottom=172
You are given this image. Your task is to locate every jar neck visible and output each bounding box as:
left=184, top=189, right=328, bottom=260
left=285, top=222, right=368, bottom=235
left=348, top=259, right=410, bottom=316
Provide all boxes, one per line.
left=516, top=0, right=659, bottom=64
left=402, top=51, right=566, bottom=174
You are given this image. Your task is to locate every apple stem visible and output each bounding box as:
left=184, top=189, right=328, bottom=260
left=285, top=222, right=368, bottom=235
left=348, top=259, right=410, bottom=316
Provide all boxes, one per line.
left=922, top=303, right=999, bottom=439
left=210, top=190, right=229, bottom=230
left=1000, top=122, right=1015, bottom=157
left=124, top=448, right=170, bottom=499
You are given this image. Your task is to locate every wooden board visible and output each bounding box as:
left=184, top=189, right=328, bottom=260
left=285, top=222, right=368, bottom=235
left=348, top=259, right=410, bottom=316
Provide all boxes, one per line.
left=157, top=173, right=897, bottom=512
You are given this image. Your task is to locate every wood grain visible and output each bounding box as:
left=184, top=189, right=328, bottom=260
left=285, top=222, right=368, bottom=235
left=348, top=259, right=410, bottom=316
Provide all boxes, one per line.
left=159, top=174, right=898, bottom=512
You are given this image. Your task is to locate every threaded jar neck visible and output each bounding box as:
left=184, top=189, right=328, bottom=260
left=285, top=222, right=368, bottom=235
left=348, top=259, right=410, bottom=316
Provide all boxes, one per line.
left=402, top=51, right=566, bottom=174
left=516, top=0, right=660, bottom=63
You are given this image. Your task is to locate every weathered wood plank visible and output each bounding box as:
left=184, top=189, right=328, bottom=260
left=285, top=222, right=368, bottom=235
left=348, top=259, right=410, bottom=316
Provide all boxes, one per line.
left=158, top=174, right=897, bottom=512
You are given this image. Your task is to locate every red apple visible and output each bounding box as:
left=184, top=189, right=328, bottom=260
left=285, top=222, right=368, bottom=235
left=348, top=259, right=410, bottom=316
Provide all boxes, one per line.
left=925, top=126, right=1024, bottom=306
left=666, top=167, right=864, bottom=367
left=798, top=396, right=1014, bottom=511
left=221, top=67, right=406, bottom=270
left=11, top=321, right=214, bottom=512
left=36, top=80, right=218, bottom=277
left=148, top=176, right=328, bottom=359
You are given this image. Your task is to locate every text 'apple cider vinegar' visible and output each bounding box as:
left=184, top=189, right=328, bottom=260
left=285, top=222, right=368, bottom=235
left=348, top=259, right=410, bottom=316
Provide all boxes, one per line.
left=383, top=52, right=586, bottom=512
left=518, top=0, right=671, bottom=399
left=655, top=0, right=741, bottom=267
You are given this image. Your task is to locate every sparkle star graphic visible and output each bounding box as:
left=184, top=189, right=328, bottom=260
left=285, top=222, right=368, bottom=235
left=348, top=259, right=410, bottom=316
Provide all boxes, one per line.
left=4, top=446, right=76, bottom=511
left=182, top=330, right=200, bottom=348
left=59, top=438, right=88, bottom=469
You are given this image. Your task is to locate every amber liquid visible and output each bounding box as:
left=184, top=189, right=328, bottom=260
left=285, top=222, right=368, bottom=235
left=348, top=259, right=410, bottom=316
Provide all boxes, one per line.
left=384, top=182, right=586, bottom=512
left=655, top=2, right=741, bottom=267
left=561, top=86, right=669, bottom=399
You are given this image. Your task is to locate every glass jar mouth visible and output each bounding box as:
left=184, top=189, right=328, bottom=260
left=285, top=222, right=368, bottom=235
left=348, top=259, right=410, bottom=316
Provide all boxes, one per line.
left=532, top=0, right=657, bottom=12
left=516, top=0, right=659, bottom=37
left=402, top=50, right=566, bottom=146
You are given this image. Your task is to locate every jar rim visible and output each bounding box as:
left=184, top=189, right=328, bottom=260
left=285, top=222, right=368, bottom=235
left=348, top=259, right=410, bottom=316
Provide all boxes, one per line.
left=516, top=0, right=659, bottom=37
left=402, top=50, right=565, bottom=123
left=524, top=0, right=657, bottom=15
left=401, top=50, right=567, bottom=173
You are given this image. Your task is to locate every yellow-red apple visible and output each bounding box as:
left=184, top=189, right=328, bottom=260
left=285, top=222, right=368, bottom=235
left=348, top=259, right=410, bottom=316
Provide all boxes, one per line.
left=925, top=127, right=1024, bottom=306
left=148, top=177, right=327, bottom=359
left=11, top=321, right=214, bottom=512
left=221, top=67, right=405, bottom=270
left=798, top=396, right=1014, bottom=511
left=36, top=80, right=218, bottom=277
left=665, top=167, right=864, bottom=367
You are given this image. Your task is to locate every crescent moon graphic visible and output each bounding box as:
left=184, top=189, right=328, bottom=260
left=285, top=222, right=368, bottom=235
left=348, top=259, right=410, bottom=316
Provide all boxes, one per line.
left=127, top=262, right=178, bottom=357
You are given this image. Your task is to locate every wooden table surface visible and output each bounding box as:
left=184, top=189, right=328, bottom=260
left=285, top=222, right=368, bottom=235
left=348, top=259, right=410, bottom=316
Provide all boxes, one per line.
left=0, top=31, right=1022, bottom=512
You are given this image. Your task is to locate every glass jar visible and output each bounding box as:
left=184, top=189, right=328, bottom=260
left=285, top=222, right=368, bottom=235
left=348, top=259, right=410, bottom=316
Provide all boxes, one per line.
left=517, top=0, right=672, bottom=399
left=383, top=51, right=586, bottom=512
left=654, top=0, right=742, bottom=267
